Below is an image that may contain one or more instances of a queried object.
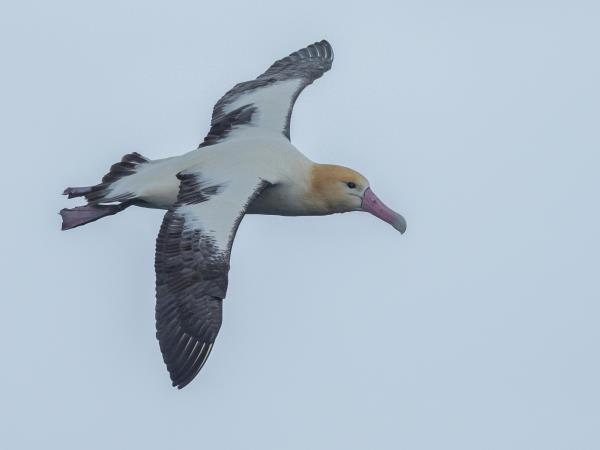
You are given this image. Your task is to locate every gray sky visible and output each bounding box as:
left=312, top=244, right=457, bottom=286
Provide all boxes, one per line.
left=1, top=1, right=599, bottom=449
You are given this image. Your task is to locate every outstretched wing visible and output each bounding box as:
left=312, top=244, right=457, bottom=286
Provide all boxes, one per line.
left=154, top=171, right=269, bottom=388
left=199, top=40, right=334, bottom=147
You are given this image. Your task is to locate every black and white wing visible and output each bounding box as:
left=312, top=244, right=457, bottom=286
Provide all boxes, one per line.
left=154, top=170, right=269, bottom=388
left=199, top=40, right=334, bottom=147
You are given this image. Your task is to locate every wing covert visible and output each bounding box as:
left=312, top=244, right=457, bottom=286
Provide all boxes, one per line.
left=199, top=40, right=334, bottom=147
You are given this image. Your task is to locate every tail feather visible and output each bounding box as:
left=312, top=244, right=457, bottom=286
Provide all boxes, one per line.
left=61, top=151, right=149, bottom=229
left=63, top=152, right=149, bottom=204
left=60, top=204, right=129, bottom=230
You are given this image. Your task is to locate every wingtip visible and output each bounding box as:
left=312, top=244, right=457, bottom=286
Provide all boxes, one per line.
left=315, top=39, right=334, bottom=60
left=168, top=362, right=204, bottom=389
left=171, top=375, right=194, bottom=390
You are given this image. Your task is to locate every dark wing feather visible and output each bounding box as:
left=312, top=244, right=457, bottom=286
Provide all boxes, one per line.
left=199, top=40, right=334, bottom=147
left=155, top=172, right=268, bottom=388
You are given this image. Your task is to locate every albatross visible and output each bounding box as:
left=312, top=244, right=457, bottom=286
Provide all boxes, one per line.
left=61, top=40, right=407, bottom=389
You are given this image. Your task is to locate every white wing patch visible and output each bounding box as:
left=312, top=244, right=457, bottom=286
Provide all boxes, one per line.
left=178, top=203, right=236, bottom=252
left=177, top=175, right=266, bottom=252
left=222, top=79, right=302, bottom=139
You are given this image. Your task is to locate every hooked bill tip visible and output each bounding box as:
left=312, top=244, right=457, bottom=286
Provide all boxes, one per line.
left=393, top=214, right=407, bottom=234
left=361, top=187, right=406, bottom=235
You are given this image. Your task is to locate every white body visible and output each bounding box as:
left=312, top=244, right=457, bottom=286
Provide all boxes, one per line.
left=109, top=136, right=316, bottom=215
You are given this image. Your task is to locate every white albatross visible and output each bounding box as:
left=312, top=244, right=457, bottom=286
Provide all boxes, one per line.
left=61, top=40, right=407, bottom=389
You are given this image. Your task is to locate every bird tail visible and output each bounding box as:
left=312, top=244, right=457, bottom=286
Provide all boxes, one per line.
left=63, top=152, right=150, bottom=203
left=61, top=151, right=150, bottom=230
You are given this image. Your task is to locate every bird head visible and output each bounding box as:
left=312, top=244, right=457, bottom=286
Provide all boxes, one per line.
left=309, top=164, right=406, bottom=233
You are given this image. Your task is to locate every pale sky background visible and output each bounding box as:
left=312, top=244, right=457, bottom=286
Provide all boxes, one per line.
left=1, top=1, right=599, bottom=449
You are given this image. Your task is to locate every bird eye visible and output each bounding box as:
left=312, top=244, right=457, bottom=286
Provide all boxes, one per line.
left=346, top=182, right=356, bottom=189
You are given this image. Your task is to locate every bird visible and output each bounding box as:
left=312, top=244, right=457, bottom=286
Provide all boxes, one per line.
left=60, top=40, right=407, bottom=389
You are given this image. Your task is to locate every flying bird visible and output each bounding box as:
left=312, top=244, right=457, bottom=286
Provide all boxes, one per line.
left=61, top=40, right=406, bottom=389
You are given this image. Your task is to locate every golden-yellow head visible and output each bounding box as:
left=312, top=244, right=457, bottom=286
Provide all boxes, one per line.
left=308, top=164, right=406, bottom=233
left=310, top=164, right=368, bottom=212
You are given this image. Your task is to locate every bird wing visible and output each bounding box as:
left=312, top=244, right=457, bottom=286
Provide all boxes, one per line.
left=199, top=40, right=334, bottom=147
left=154, top=169, right=269, bottom=388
